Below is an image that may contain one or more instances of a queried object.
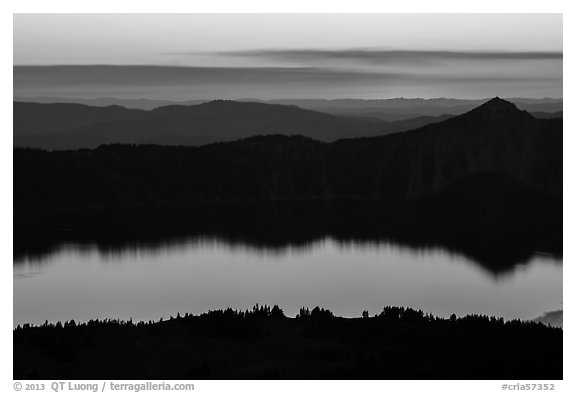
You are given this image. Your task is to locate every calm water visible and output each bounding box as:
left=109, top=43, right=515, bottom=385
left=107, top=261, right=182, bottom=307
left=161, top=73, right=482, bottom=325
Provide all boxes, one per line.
left=13, top=238, right=562, bottom=327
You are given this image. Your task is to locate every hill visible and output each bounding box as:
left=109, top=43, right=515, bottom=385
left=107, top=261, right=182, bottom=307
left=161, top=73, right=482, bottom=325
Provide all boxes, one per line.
left=263, top=98, right=563, bottom=120
left=14, top=98, right=561, bottom=150
left=14, top=305, right=562, bottom=380
left=13, top=102, right=145, bottom=136
left=15, top=96, right=563, bottom=120
left=14, top=101, right=394, bottom=149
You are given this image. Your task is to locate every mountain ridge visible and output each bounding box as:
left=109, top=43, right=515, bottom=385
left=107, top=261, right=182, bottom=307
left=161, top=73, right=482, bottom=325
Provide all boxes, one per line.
left=14, top=95, right=563, bottom=120
left=14, top=97, right=562, bottom=205
left=13, top=100, right=457, bottom=150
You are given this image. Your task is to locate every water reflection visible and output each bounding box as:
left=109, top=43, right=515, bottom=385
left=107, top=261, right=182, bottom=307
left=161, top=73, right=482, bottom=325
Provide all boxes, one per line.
left=14, top=232, right=562, bottom=277
left=14, top=236, right=562, bottom=328
left=14, top=198, right=562, bottom=275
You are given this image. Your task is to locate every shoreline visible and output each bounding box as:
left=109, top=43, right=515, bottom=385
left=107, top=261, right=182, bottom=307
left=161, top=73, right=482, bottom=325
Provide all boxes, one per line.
left=14, top=305, right=562, bottom=380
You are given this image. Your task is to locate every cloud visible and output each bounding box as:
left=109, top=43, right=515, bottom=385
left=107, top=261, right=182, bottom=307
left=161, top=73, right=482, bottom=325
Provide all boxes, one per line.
left=13, top=65, right=559, bottom=88
left=13, top=65, right=562, bottom=100
left=211, top=49, right=563, bottom=64
left=13, top=65, right=405, bottom=87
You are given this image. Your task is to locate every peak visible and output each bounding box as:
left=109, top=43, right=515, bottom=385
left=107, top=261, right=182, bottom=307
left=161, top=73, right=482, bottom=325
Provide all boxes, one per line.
left=478, top=97, right=518, bottom=111
left=462, top=97, right=530, bottom=120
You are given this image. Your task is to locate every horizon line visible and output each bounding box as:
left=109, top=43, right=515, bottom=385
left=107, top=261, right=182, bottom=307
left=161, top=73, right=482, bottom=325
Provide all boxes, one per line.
left=13, top=95, right=564, bottom=102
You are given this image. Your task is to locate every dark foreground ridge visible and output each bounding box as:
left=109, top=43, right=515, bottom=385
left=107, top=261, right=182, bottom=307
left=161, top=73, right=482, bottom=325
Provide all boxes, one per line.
left=14, top=305, right=562, bottom=380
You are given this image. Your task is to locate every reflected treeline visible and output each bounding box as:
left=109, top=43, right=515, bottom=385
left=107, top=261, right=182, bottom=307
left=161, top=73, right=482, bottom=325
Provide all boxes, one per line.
left=14, top=199, right=561, bottom=274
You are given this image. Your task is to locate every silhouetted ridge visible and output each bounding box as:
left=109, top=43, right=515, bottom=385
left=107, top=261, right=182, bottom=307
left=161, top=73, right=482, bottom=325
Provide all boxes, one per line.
left=16, top=100, right=401, bottom=149
left=14, top=304, right=562, bottom=379
left=15, top=98, right=553, bottom=151
left=464, top=97, right=533, bottom=120
left=150, top=99, right=308, bottom=118
left=15, top=96, right=563, bottom=120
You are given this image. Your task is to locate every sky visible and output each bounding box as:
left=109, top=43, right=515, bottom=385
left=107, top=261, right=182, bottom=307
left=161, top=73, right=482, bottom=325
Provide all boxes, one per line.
left=13, top=14, right=563, bottom=100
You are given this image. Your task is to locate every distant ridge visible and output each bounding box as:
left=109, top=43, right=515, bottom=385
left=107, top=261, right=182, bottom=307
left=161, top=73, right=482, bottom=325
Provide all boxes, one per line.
left=14, top=96, right=561, bottom=151
left=14, top=100, right=382, bottom=149
left=13, top=100, right=453, bottom=150
left=14, top=96, right=562, bottom=119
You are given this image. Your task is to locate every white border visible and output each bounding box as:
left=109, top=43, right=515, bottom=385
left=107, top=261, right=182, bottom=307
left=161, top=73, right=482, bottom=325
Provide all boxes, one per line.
left=3, top=3, right=572, bottom=392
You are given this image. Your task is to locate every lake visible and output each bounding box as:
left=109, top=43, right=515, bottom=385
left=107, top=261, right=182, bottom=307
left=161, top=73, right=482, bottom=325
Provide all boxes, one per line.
left=13, top=237, right=562, bottom=327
